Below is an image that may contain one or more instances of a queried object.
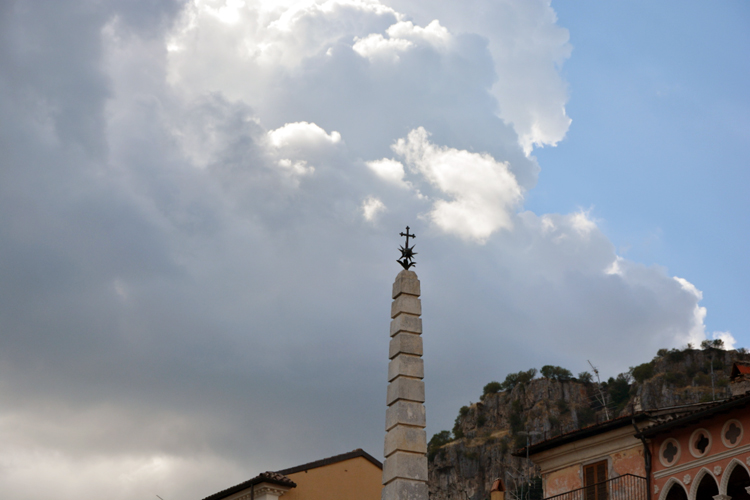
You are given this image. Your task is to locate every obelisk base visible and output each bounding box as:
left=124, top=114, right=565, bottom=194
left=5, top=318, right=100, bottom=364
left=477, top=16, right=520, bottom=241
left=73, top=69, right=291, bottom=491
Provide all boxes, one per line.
left=382, top=478, right=429, bottom=500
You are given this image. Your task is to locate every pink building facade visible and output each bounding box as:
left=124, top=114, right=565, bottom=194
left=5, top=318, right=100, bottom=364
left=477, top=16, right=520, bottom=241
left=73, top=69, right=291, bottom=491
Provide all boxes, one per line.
left=641, top=397, right=750, bottom=500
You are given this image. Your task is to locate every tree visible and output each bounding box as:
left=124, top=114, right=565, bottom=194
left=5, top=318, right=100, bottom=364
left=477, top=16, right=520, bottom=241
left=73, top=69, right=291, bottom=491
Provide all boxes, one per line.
left=428, top=430, right=452, bottom=461
left=540, top=365, right=573, bottom=381
left=482, top=381, right=502, bottom=399
left=630, top=362, right=654, bottom=384
left=500, top=368, right=538, bottom=391
left=607, top=373, right=631, bottom=411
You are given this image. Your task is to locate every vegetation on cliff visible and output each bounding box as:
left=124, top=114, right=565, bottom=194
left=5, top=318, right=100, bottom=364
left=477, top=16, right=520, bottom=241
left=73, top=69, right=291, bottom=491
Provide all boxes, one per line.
left=427, top=342, right=749, bottom=500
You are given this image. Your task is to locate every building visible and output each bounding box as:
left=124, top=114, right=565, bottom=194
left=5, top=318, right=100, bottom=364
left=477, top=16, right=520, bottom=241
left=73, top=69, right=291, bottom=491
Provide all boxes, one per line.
left=517, top=363, right=750, bottom=500
left=637, top=393, right=750, bottom=500
left=202, top=449, right=382, bottom=500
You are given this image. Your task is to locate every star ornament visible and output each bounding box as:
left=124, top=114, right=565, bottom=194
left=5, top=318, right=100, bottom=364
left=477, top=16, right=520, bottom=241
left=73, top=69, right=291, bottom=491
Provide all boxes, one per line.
left=397, top=245, right=417, bottom=270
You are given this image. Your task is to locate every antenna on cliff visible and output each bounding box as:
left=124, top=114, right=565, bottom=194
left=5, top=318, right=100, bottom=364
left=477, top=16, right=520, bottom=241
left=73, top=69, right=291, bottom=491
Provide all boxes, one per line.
left=588, top=360, right=610, bottom=420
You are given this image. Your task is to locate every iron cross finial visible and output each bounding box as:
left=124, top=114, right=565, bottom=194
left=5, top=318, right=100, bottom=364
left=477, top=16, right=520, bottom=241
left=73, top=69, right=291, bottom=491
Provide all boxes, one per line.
left=397, top=226, right=417, bottom=270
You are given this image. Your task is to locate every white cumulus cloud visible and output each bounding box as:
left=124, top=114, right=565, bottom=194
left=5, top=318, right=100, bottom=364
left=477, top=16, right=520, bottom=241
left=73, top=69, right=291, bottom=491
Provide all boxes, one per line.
left=366, top=158, right=408, bottom=187
left=392, top=127, right=523, bottom=242
left=361, top=196, right=386, bottom=221
left=267, top=121, right=341, bottom=149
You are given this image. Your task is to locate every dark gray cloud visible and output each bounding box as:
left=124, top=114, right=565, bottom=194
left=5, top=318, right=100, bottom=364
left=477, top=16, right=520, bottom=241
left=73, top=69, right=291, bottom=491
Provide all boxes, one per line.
left=0, top=1, right=723, bottom=499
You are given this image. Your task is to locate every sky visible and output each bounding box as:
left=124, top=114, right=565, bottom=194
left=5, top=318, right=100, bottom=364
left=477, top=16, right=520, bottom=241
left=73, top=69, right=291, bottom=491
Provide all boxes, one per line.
left=0, top=1, right=748, bottom=499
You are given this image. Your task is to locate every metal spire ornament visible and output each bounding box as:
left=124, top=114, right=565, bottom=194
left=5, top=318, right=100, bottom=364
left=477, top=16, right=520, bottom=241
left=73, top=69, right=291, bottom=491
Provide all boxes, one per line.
left=397, top=226, right=417, bottom=270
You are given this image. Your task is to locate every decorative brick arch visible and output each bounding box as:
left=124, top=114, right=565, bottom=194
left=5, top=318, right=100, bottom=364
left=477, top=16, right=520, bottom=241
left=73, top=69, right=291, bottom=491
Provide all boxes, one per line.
left=659, top=477, right=688, bottom=500
left=720, top=458, right=750, bottom=495
left=688, top=467, right=718, bottom=500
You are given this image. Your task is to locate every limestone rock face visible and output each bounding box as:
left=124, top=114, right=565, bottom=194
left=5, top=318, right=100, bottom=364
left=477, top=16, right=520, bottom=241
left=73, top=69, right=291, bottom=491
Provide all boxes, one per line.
left=383, top=270, right=428, bottom=500
left=427, top=348, right=749, bottom=500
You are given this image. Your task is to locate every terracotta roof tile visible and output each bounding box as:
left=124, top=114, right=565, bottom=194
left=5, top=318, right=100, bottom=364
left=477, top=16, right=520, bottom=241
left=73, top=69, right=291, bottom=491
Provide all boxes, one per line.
left=201, top=471, right=296, bottom=500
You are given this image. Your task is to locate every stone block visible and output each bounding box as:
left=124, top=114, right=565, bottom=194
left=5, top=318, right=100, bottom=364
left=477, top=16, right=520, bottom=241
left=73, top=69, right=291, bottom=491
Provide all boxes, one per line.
left=388, top=355, right=424, bottom=382
left=381, top=478, right=428, bottom=500
left=386, top=401, right=426, bottom=431
left=392, top=271, right=420, bottom=299
left=382, top=451, right=428, bottom=484
left=386, top=377, right=425, bottom=405
left=389, top=333, right=423, bottom=359
left=391, top=295, right=421, bottom=319
left=390, top=315, right=422, bottom=336
left=384, top=425, right=427, bottom=457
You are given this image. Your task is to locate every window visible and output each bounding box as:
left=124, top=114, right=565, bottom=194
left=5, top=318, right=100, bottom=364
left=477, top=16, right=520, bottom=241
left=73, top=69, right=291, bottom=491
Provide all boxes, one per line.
left=584, top=461, right=608, bottom=500
left=659, top=438, right=681, bottom=467
left=721, top=419, right=744, bottom=448
left=689, top=429, right=712, bottom=458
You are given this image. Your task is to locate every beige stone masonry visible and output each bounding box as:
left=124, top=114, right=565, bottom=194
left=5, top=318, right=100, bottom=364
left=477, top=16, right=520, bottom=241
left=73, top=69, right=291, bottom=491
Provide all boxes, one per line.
left=382, top=451, right=428, bottom=484
left=383, top=269, right=427, bottom=499
left=388, top=355, right=424, bottom=382
left=390, top=295, right=421, bottom=318
left=384, top=426, right=427, bottom=457
left=389, top=333, right=423, bottom=359
left=392, top=271, right=421, bottom=299
left=381, top=478, right=429, bottom=500
left=386, top=377, right=425, bottom=405
left=385, top=401, right=426, bottom=431
left=389, top=315, right=422, bottom=336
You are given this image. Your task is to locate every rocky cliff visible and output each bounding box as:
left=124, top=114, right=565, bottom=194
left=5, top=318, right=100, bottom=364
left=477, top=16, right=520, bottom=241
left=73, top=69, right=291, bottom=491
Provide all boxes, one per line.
left=427, top=345, right=749, bottom=500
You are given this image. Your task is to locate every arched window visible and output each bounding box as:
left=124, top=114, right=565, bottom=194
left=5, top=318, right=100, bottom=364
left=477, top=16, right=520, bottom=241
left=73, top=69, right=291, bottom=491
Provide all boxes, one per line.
left=694, top=472, right=718, bottom=500
left=726, top=463, right=750, bottom=500
left=665, top=482, right=688, bottom=500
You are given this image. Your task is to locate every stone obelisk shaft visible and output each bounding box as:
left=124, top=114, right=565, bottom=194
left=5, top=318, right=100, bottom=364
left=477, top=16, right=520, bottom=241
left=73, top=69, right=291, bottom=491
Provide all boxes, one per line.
left=382, top=270, right=428, bottom=500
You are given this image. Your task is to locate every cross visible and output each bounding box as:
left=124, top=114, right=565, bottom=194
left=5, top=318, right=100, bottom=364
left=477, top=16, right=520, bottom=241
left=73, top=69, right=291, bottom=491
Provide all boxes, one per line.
left=397, top=226, right=417, bottom=270
left=400, top=226, right=415, bottom=248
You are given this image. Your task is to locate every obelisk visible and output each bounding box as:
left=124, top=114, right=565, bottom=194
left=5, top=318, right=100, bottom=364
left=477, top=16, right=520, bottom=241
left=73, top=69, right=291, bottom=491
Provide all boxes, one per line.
left=383, top=227, right=428, bottom=500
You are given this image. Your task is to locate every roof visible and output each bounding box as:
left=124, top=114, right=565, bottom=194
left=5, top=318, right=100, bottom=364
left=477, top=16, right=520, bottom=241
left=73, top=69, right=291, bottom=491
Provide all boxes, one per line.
left=513, top=401, right=720, bottom=458
left=277, top=448, right=382, bottom=475
left=512, top=413, right=650, bottom=457
left=202, top=471, right=296, bottom=500
left=730, top=361, right=750, bottom=380
left=491, top=479, right=506, bottom=492
left=636, top=391, right=750, bottom=438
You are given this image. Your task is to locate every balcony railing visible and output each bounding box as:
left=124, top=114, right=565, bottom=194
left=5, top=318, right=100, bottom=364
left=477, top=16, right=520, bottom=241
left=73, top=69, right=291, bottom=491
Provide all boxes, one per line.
left=544, top=474, right=648, bottom=500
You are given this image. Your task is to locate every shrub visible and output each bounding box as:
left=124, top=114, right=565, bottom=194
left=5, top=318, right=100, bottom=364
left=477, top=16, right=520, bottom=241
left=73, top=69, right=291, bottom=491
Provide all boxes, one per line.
left=509, top=405, right=525, bottom=435
left=702, top=338, right=724, bottom=350
left=477, top=414, right=487, bottom=428
left=667, top=348, right=687, bottom=363
left=577, top=371, right=593, bottom=384
left=428, top=430, right=452, bottom=461
left=482, top=381, right=502, bottom=399
left=453, top=425, right=464, bottom=439
left=500, top=436, right=509, bottom=455
left=500, top=368, right=538, bottom=391
left=631, top=362, right=655, bottom=384
left=578, top=406, right=596, bottom=428
left=453, top=412, right=465, bottom=439
left=556, top=399, right=570, bottom=414
left=541, top=365, right=573, bottom=381
left=717, top=377, right=729, bottom=388
left=607, top=374, right=631, bottom=410
left=512, top=433, right=527, bottom=451
left=664, top=371, right=686, bottom=386
left=656, top=348, right=669, bottom=357
left=693, top=372, right=711, bottom=386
